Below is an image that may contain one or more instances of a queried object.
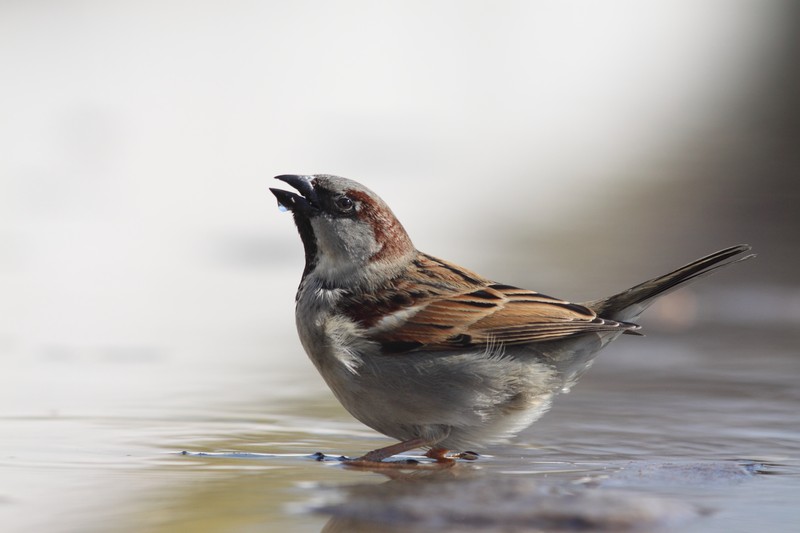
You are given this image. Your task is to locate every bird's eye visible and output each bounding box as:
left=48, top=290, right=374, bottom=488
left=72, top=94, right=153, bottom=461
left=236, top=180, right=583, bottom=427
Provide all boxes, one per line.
left=334, top=196, right=355, bottom=213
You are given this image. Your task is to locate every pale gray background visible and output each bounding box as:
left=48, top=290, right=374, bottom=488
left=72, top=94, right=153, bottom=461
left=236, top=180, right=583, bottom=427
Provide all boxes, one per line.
left=2, top=1, right=797, bottom=373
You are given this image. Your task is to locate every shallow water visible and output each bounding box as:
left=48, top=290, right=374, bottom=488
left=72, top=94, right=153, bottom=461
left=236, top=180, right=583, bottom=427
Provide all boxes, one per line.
left=2, top=314, right=799, bottom=532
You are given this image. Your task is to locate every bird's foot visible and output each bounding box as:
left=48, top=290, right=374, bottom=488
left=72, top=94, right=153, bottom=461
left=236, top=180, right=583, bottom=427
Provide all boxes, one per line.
left=341, top=439, right=461, bottom=470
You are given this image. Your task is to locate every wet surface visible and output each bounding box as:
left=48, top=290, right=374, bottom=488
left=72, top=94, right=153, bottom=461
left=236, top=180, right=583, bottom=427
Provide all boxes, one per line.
left=1, top=316, right=798, bottom=532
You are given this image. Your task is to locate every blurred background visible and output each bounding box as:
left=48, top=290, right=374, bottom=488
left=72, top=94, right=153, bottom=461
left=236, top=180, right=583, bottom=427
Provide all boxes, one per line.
left=1, top=1, right=798, bottom=532
left=2, top=0, right=798, bottom=361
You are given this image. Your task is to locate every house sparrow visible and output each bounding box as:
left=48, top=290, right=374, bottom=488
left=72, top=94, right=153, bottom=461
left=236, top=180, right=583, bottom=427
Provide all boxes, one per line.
left=270, top=174, right=754, bottom=467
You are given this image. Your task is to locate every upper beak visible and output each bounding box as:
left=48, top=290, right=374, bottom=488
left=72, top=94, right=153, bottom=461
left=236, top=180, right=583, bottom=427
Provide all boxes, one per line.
left=270, top=175, right=319, bottom=214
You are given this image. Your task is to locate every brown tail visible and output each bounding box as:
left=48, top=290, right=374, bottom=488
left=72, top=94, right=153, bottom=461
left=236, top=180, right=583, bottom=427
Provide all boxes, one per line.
left=583, top=244, right=755, bottom=323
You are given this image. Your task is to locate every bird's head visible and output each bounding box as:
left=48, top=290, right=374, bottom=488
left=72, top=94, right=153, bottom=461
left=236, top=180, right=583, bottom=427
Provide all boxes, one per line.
left=270, top=174, right=416, bottom=289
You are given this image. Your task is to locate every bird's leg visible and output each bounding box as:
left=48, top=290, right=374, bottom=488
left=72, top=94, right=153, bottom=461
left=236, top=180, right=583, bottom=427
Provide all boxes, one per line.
left=361, top=438, right=429, bottom=462
left=343, top=438, right=458, bottom=469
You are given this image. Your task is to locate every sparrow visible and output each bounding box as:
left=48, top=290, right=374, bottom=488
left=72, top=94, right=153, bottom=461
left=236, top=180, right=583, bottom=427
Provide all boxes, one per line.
left=269, top=174, right=754, bottom=467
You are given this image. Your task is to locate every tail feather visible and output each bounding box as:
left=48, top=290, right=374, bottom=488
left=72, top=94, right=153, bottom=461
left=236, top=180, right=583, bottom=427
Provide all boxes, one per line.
left=583, top=244, right=755, bottom=323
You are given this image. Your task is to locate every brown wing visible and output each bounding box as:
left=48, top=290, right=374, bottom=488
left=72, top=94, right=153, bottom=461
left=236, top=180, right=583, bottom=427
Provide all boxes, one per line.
left=341, top=253, right=639, bottom=354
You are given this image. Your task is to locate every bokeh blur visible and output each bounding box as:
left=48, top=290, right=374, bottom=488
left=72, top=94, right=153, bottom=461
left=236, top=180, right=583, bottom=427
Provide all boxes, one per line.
left=2, top=1, right=798, bottom=358
left=1, top=2, right=798, bottom=532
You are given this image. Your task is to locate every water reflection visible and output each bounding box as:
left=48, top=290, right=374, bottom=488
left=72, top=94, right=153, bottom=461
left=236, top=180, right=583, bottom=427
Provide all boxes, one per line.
left=318, top=466, right=706, bottom=532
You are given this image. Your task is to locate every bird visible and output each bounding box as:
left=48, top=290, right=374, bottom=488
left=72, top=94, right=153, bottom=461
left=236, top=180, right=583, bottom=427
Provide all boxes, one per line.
left=269, top=174, right=754, bottom=467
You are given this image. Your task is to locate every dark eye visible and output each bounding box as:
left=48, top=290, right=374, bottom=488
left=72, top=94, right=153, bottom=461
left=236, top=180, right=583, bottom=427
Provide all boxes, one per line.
left=334, top=196, right=355, bottom=213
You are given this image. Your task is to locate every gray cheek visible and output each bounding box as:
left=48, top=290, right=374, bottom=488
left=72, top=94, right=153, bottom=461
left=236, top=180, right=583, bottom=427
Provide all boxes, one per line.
left=310, top=219, right=344, bottom=260
left=345, top=221, right=381, bottom=260
left=312, top=218, right=379, bottom=264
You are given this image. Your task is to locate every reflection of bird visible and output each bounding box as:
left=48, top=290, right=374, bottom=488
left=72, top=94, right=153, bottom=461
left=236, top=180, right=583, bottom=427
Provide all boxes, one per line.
left=271, top=174, right=754, bottom=467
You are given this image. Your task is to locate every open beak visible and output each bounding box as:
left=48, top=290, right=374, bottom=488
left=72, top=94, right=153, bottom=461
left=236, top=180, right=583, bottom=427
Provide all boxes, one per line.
left=269, top=175, right=319, bottom=215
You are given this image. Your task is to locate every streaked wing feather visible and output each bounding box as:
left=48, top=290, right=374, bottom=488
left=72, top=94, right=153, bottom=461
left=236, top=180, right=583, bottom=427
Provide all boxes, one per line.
left=354, top=256, right=639, bottom=353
